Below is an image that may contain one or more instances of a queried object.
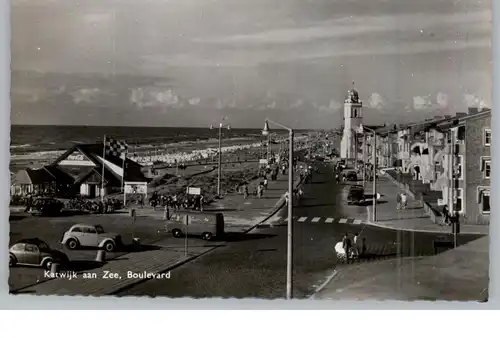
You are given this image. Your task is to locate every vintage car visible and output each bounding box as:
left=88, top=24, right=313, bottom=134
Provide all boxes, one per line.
left=342, top=169, right=358, bottom=181
left=9, top=238, right=69, bottom=269
left=166, top=211, right=225, bottom=241
left=347, top=185, right=365, bottom=205
left=29, top=197, right=64, bottom=216
left=61, top=224, right=122, bottom=252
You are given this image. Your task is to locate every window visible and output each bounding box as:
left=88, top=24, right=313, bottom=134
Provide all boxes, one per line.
left=484, top=129, right=491, bottom=146
left=477, top=188, right=490, bottom=214
left=481, top=157, right=491, bottom=179
left=11, top=243, right=24, bottom=251
left=454, top=188, right=463, bottom=213
left=71, top=227, right=82, bottom=233
left=454, top=155, right=464, bottom=180
left=24, top=244, right=39, bottom=253
left=83, top=227, right=97, bottom=234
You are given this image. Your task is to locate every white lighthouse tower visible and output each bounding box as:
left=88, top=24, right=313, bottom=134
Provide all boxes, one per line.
left=340, top=84, right=363, bottom=160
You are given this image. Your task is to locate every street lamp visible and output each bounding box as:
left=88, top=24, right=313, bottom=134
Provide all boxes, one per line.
left=262, top=119, right=294, bottom=300
left=210, top=122, right=231, bottom=197
left=362, top=125, right=378, bottom=222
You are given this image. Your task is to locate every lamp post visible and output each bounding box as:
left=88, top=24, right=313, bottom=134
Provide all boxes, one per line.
left=262, top=119, right=294, bottom=300
left=363, top=125, right=378, bottom=222
left=210, top=122, right=231, bottom=197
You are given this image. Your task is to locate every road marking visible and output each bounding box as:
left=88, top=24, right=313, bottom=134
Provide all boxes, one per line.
left=353, top=219, right=362, bottom=225
left=339, top=218, right=347, bottom=223
left=311, top=217, right=321, bottom=223
left=298, top=217, right=308, bottom=222
left=309, top=270, right=339, bottom=299
left=325, top=218, right=334, bottom=223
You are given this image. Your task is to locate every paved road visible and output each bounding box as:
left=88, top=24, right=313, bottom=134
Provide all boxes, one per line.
left=116, top=163, right=483, bottom=299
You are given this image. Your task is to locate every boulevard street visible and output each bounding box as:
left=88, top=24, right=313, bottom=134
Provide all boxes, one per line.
left=116, top=163, right=482, bottom=299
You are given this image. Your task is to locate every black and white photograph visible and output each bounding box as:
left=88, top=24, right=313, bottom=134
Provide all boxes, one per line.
left=8, top=0, right=491, bottom=301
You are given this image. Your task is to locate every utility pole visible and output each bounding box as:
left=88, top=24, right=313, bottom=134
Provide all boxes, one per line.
left=372, top=132, right=377, bottom=222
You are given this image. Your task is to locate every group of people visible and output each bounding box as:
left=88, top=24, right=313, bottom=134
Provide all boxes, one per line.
left=149, top=192, right=205, bottom=211
left=340, top=232, right=367, bottom=262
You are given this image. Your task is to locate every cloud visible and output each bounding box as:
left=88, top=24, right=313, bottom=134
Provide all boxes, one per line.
left=196, top=10, right=490, bottom=46
left=188, top=97, right=201, bottom=105
left=319, top=99, right=342, bottom=114
left=71, top=88, right=100, bottom=104
left=129, top=87, right=181, bottom=108
left=368, top=93, right=385, bottom=110
left=464, top=93, right=487, bottom=110
left=436, top=92, right=449, bottom=108
left=290, top=99, right=304, bottom=109
left=216, top=98, right=236, bottom=110
left=413, top=95, right=432, bottom=110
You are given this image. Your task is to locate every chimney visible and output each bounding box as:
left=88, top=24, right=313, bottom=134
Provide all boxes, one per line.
left=468, top=107, right=479, bottom=115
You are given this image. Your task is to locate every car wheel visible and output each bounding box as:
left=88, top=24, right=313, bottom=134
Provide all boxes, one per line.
left=66, top=238, right=79, bottom=250
left=43, top=259, right=53, bottom=270
left=172, top=229, right=182, bottom=238
left=9, top=255, right=16, bottom=267
left=104, top=241, right=115, bottom=252
left=202, top=232, right=213, bottom=241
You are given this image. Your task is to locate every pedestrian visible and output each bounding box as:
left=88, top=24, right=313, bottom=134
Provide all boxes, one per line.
left=200, top=195, right=204, bottom=211
left=396, top=193, right=402, bottom=210
left=243, top=185, right=249, bottom=199
left=284, top=191, right=290, bottom=206
left=282, top=165, right=286, bottom=175
left=400, top=193, right=407, bottom=210
left=353, top=233, right=359, bottom=258
left=263, top=178, right=268, bottom=189
left=441, top=205, right=449, bottom=226
left=257, top=184, right=263, bottom=199
left=342, top=233, right=352, bottom=262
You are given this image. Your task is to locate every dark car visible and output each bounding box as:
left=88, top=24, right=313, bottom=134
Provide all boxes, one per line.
left=347, top=185, right=365, bottom=205
left=9, top=238, right=69, bottom=270
left=29, top=197, right=64, bottom=216
left=342, top=169, right=358, bottom=181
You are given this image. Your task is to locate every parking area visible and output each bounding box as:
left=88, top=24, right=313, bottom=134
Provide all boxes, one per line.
left=8, top=210, right=210, bottom=291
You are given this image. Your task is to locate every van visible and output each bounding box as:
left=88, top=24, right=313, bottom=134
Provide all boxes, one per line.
left=166, top=211, right=224, bottom=241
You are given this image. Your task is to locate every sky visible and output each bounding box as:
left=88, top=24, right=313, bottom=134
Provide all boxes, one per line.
left=10, top=0, right=492, bottom=128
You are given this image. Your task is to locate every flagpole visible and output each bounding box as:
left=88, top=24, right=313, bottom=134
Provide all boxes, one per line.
left=101, top=135, right=106, bottom=202
left=122, top=149, right=127, bottom=206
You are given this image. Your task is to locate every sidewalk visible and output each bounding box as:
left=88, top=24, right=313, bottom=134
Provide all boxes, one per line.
left=311, top=236, right=489, bottom=301
left=12, top=166, right=302, bottom=295
left=363, top=176, right=488, bottom=235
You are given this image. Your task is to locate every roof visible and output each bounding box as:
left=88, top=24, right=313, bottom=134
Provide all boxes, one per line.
left=14, top=168, right=56, bottom=185
left=52, top=143, right=148, bottom=183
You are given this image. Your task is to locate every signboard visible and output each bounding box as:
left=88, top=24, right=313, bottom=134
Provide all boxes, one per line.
left=124, top=182, right=148, bottom=194
left=59, top=150, right=95, bottom=167
left=259, top=159, right=268, bottom=165
left=187, top=187, right=201, bottom=195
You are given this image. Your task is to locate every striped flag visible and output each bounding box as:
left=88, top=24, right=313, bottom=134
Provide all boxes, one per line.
left=105, top=138, right=128, bottom=159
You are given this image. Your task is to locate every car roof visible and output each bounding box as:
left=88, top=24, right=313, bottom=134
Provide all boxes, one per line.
left=71, top=223, right=97, bottom=228
left=14, top=238, right=47, bottom=245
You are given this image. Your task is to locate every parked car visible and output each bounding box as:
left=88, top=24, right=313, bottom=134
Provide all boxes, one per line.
left=61, top=224, right=122, bottom=252
left=29, top=197, right=64, bottom=216
left=347, top=185, right=365, bottom=205
left=342, top=169, right=358, bottom=181
left=9, top=238, right=69, bottom=269
left=166, top=211, right=225, bottom=241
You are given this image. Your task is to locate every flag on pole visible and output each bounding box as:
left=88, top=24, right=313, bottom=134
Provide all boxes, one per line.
left=105, top=138, right=129, bottom=159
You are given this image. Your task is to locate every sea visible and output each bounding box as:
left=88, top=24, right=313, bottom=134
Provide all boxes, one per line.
left=10, top=125, right=304, bottom=155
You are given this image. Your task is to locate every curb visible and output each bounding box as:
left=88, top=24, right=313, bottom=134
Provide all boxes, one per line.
left=364, top=220, right=488, bottom=235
